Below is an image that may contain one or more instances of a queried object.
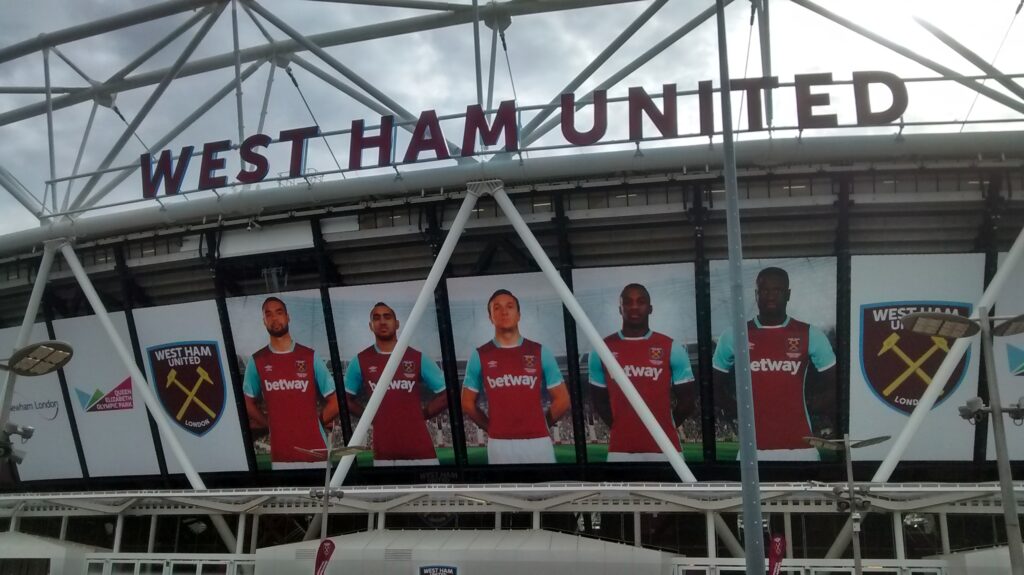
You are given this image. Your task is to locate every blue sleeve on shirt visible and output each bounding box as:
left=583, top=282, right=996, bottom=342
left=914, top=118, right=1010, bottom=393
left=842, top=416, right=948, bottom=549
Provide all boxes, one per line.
left=670, top=342, right=695, bottom=385
left=712, top=329, right=735, bottom=373
left=588, top=351, right=606, bottom=387
left=344, top=357, right=363, bottom=396
left=421, top=355, right=447, bottom=393
left=463, top=349, right=482, bottom=392
left=541, top=345, right=564, bottom=389
left=808, top=325, right=837, bottom=371
left=313, top=351, right=336, bottom=396
left=243, top=357, right=261, bottom=398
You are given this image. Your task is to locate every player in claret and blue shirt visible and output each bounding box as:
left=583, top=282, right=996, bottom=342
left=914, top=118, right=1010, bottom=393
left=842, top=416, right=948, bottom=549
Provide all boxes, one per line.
left=712, top=267, right=837, bottom=461
left=589, top=283, right=696, bottom=462
left=461, top=289, right=571, bottom=464
left=345, top=302, right=448, bottom=466
left=243, top=297, right=339, bottom=469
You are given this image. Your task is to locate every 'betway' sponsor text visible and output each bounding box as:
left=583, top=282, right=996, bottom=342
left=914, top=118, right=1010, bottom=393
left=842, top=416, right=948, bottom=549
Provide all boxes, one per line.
left=487, top=374, right=537, bottom=389
left=264, top=379, right=309, bottom=393
left=750, top=359, right=802, bottom=375
left=622, top=365, right=663, bottom=380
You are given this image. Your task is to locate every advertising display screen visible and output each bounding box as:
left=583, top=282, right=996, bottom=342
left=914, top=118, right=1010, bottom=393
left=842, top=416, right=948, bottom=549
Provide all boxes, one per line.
left=0, top=323, right=82, bottom=481
left=52, top=312, right=162, bottom=477
left=330, top=280, right=452, bottom=467
left=446, top=272, right=575, bottom=465
left=849, top=254, right=984, bottom=461
left=572, top=263, right=701, bottom=463
left=133, top=300, right=249, bottom=473
left=227, top=290, right=338, bottom=471
left=709, top=257, right=839, bottom=462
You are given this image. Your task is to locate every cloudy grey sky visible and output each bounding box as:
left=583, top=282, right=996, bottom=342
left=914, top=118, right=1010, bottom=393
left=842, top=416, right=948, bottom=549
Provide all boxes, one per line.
left=0, top=0, right=1020, bottom=239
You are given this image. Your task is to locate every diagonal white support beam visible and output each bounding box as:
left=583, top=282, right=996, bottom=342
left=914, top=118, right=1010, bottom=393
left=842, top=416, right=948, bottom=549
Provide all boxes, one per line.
left=69, top=4, right=227, bottom=211
left=62, top=101, right=99, bottom=213
left=791, top=0, right=1024, bottom=116
left=59, top=242, right=237, bottom=551
left=76, top=59, right=266, bottom=212
left=0, top=0, right=217, bottom=65
left=302, top=183, right=483, bottom=541
left=375, top=493, right=426, bottom=511
left=826, top=224, right=1024, bottom=559
left=0, top=163, right=46, bottom=219
left=106, top=5, right=215, bottom=86
left=0, top=0, right=644, bottom=127
left=916, top=16, right=1024, bottom=103
left=518, top=0, right=668, bottom=141
left=522, top=0, right=731, bottom=146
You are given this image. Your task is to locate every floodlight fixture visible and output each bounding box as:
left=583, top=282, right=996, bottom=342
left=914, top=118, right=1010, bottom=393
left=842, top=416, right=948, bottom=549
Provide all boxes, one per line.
left=899, top=312, right=978, bottom=339
left=0, top=340, right=73, bottom=376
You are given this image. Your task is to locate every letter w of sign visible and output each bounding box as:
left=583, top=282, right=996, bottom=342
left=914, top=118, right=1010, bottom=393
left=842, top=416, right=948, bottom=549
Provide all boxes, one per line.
left=877, top=333, right=950, bottom=397
left=166, top=367, right=217, bottom=420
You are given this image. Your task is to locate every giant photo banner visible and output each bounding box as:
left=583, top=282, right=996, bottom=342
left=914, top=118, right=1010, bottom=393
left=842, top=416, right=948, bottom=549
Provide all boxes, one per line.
left=709, top=257, right=838, bottom=462
left=134, top=300, right=249, bottom=473
left=447, top=272, right=575, bottom=465
left=227, top=290, right=336, bottom=471
left=52, top=312, right=162, bottom=477
left=991, top=252, right=1024, bottom=461
left=330, top=281, right=451, bottom=468
left=850, top=254, right=983, bottom=461
left=572, top=263, right=701, bottom=463
left=0, top=323, right=82, bottom=481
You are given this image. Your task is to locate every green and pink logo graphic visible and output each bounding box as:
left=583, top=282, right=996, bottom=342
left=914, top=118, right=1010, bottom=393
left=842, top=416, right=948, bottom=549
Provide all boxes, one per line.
left=76, top=377, right=134, bottom=412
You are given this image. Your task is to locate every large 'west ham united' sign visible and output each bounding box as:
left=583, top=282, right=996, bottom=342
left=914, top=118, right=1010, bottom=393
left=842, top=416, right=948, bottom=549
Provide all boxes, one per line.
left=140, top=71, right=909, bottom=198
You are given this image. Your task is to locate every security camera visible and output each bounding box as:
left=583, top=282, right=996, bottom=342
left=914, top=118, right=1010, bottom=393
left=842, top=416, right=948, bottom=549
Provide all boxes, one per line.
left=959, top=397, right=987, bottom=424
left=3, top=423, right=34, bottom=440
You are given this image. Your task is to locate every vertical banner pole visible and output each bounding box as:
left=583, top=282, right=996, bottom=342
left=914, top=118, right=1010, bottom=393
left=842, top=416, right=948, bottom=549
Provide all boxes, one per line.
left=0, top=241, right=57, bottom=424
left=714, top=0, right=766, bottom=568
left=59, top=242, right=237, bottom=551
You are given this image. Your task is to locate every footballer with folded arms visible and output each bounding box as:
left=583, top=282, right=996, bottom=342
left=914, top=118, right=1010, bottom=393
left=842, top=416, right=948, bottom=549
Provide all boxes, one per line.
left=461, top=289, right=571, bottom=464
left=243, top=297, right=339, bottom=468
left=345, top=302, right=448, bottom=466
left=589, top=283, right=696, bottom=462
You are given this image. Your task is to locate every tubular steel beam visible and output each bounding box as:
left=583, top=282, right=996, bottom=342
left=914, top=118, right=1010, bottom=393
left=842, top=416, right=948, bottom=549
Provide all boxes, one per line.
left=0, top=0, right=645, bottom=127
left=70, top=4, right=227, bottom=211
left=916, top=16, right=1024, bottom=103
left=791, top=0, right=1024, bottom=116
left=522, top=0, right=731, bottom=147
left=0, top=164, right=46, bottom=217
left=0, top=0, right=217, bottom=65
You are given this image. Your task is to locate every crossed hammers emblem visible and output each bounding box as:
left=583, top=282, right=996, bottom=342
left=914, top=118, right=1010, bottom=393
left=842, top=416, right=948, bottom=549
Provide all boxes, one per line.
left=166, top=367, right=217, bottom=421
left=877, top=332, right=950, bottom=397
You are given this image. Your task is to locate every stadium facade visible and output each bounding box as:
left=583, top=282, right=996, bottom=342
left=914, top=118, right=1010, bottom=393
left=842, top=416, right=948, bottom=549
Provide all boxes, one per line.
left=0, top=1, right=1022, bottom=574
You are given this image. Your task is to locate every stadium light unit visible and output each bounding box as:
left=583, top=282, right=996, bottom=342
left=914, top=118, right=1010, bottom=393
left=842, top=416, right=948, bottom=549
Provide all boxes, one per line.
left=0, top=340, right=73, bottom=376
left=0, top=340, right=74, bottom=464
left=900, top=309, right=1024, bottom=575
left=805, top=434, right=889, bottom=575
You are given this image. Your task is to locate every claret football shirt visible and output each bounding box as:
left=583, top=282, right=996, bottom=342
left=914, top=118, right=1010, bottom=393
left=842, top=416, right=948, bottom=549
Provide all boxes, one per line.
left=712, top=316, right=835, bottom=450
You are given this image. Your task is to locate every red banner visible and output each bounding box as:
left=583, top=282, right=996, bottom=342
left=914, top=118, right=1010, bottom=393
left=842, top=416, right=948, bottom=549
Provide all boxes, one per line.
left=314, top=539, right=335, bottom=575
left=767, top=534, right=785, bottom=575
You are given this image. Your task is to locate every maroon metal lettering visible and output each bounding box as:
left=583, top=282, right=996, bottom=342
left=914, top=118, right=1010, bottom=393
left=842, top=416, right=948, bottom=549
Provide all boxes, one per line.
left=794, top=73, right=838, bottom=129
left=197, top=139, right=231, bottom=190
left=628, top=84, right=678, bottom=141
left=350, top=116, right=395, bottom=170
left=403, top=110, right=450, bottom=163
left=278, top=126, right=319, bottom=177
left=236, top=134, right=272, bottom=184
left=853, top=71, right=908, bottom=126
left=140, top=147, right=193, bottom=198
left=461, top=100, right=518, bottom=155
left=730, top=76, right=779, bottom=131
left=560, top=90, right=607, bottom=146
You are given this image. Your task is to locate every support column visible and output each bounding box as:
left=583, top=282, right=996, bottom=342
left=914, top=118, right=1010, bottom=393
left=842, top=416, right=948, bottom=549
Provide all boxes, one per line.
left=939, top=512, right=951, bottom=555
left=633, top=511, right=642, bottom=547
left=112, top=514, right=124, bottom=553
left=783, top=511, right=793, bottom=558
left=893, top=511, right=905, bottom=560
left=147, top=514, right=158, bottom=553
left=236, top=514, right=247, bottom=554
left=706, top=511, right=717, bottom=559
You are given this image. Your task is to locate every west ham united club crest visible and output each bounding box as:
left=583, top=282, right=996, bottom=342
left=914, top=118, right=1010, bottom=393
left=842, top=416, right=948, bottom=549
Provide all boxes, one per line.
left=147, top=341, right=227, bottom=436
left=860, top=301, right=971, bottom=415
left=787, top=337, right=802, bottom=358
left=295, top=359, right=307, bottom=375
left=523, top=354, right=536, bottom=371
left=402, top=360, right=416, bottom=376
left=649, top=347, right=664, bottom=364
